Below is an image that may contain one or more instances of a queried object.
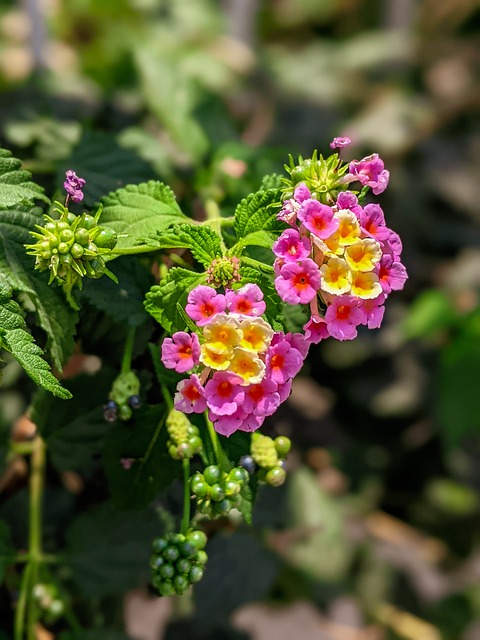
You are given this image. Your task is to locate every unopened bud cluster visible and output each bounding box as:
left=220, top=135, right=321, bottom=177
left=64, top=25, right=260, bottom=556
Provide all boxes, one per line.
left=248, top=433, right=291, bottom=486
left=103, top=371, right=141, bottom=422
left=165, top=409, right=203, bottom=459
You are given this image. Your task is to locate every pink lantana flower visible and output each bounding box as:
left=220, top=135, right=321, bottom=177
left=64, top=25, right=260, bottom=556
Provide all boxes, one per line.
left=174, top=374, right=207, bottom=414
left=277, top=183, right=311, bottom=226
left=381, top=230, right=403, bottom=261
left=185, top=285, right=226, bottom=326
left=298, top=199, right=339, bottom=239
left=336, top=191, right=363, bottom=217
left=266, top=340, right=304, bottom=384
left=376, top=255, right=408, bottom=294
left=161, top=331, right=200, bottom=373
left=275, top=259, right=321, bottom=305
left=273, top=228, right=312, bottom=262
left=226, top=284, right=266, bottom=317
left=243, top=378, right=280, bottom=416
left=205, top=371, right=245, bottom=416
left=330, top=136, right=352, bottom=149
left=210, top=407, right=249, bottom=437
left=303, top=315, right=330, bottom=344
left=359, top=203, right=390, bottom=242
left=359, top=294, right=386, bottom=329
left=272, top=331, right=309, bottom=358
left=324, top=295, right=366, bottom=341
left=236, top=411, right=265, bottom=433
left=346, top=154, right=390, bottom=195
left=277, top=379, right=293, bottom=403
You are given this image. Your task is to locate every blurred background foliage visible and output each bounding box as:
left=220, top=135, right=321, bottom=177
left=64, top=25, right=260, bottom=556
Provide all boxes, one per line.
left=0, top=0, right=479, bottom=638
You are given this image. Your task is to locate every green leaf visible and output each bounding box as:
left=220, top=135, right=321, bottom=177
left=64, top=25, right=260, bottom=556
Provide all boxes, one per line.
left=100, top=181, right=188, bottom=252
left=57, top=132, right=155, bottom=208
left=81, top=256, right=154, bottom=327
left=0, top=520, right=15, bottom=583
left=144, top=223, right=223, bottom=267
left=404, top=289, right=458, bottom=339
left=65, top=501, right=161, bottom=598
left=144, top=267, right=207, bottom=333
left=30, top=370, right=115, bottom=469
left=233, top=188, right=283, bottom=240
left=194, top=531, right=280, bottom=623
left=104, top=404, right=180, bottom=510
left=437, top=316, right=480, bottom=449
left=0, top=207, right=77, bottom=370
left=0, top=147, right=49, bottom=208
left=230, top=229, right=277, bottom=254
left=238, top=265, right=286, bottom=331
left=0, top=297, right=71, bottom=399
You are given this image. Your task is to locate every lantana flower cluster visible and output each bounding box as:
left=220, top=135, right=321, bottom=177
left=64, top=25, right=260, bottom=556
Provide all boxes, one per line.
left=161, top=283, right=308, bottom=437
left=275, top=151, right=407, bottom=342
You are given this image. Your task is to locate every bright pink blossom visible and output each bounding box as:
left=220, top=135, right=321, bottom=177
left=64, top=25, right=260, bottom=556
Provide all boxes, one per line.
left=243, top=378, right=280, bottom=416
left=359, top=294, right=386, bottom=329
left=376, top=255, right=408, bottom=294
left=346, top=154, right=389, bottom=195
left=266, top=341, right=304, bottom=384
left=204, top=371, right=245, bottom=416
left=298, top=199, right=339, bottom=239
left=174, top=374, right=207, bottom=413
left=303, top=315, right=330, bottom=343
left=294, top=183, right=311, bottom=202
left=161, top=331, right=200, bottom=373
left=185, top=285, right=226, bottom=326
left=277, top=379, right=292, bottom=403
left=273, top=228, right=312, bottom=262
left=381, top=230, right=403, bottom=261
left=275, top=259, right=321, bottom=305
left=359, top=203, right=390, bottom=241
left=225, top=284, right=266, bottom=317
left=64, top=170, right=86, bottom=202
left=236, top=412, right=264, bottom=433
left=324, top=295, right=366, bottom=341
left=210, top=407, right=249, bottom=437
left=272, top=331, right=309, bottom=358
left=336, top=191, right=362, bottom=217
left=330, top=136, right=352, bottom=149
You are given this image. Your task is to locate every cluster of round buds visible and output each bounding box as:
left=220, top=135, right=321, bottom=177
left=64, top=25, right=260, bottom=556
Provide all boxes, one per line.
left=274, top=146, right=407, bottom=343
left=32, top=583, right=64, bottom=625
left=206, top=256, right=241, bottom=288
left=245, top=433, right=291, bottom=486
left=103, top=371, right=141, bottom=422
left=150, top=530, right=208, bottom=596
left=161, top=283, right=309, bottom=437
left=190, top=464, right=249, bottom=518
left=165, top=409, right=203, bottom=459
left=25, top=203, right=118, bottom=309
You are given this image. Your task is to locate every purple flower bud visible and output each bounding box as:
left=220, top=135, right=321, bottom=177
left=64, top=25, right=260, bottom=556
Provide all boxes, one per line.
left=64, top=170, right=86, bottom=203
left=330, top=136, right=352, bottom=149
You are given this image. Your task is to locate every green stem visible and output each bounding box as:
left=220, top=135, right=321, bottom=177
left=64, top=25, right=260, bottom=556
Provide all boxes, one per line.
left=205, top=415, right=220, bottom=464
left=110, top=244, right=159, bottom=257
left=15, top=437, right=46, bottom=640
left=121, top=326, right=136, bottom=374
left=180, top=458, right=191, bottom=536
left=204, top=198, right=227, bottom=252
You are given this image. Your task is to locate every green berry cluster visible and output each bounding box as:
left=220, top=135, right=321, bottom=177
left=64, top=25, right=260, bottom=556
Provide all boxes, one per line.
left=150, top=530, right=208, bottom=596
left=105, top=371, right=141, bottom=422
left=25, top=203, right=118, bottom=309
left=190, top=464, right=249, bottom=517
left=250, top=433, right=291, bottom=486
left=166, top=409, right=203, bottom=459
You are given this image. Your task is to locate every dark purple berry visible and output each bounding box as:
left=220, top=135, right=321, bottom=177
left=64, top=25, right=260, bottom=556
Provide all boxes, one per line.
left=103, top=400, right=118, bottom=423
left=127, top=394, right=141, bottom=409
left=239, top=455, right=256, bottom=475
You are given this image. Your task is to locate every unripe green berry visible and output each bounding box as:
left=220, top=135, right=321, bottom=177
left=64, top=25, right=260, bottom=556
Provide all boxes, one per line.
left=196, top=550, right=208, bottom=566
left=67, top=212, right=76, bottom=224
left=191, top=478, right=209, bottom=499
left=60, top=253, right=72, bottom=265
left=197, top=499, right=213, bottom=517
left=70, top=243, right=84, bottom=259
left=189, top=566, right=204, bottom=584
left=49, top=236, right=59, bottom=248
left=152, top=538, right=168, bottom=554
left=45, top=222, right=57, bottom=233
left=224, top=480, right=240, bottom=497
left=265, top=466, right=287, bottom=487
left=209, top=484, right=225, bottom=502
left=95, top=227, right=118, bottom=249
left=228, top=467, right=249, bottom=483
left=58, top=242, right=69, bottom=254
left=119, top=404, right=133, bottom=421
left=179, top=541, right=198, bottom=558
left=177, top=442, right=193, bottom=459
left=274, top=436, right=291, bottom=457
left=159, top=581, right=175, bottom=597
left=75, top=228, right=90, bottom=245
left=57, top=221, right=70, bottom=231
left=60, top=229, right=74, bottom=243
left=81, top=214, right=96, bottom=230
left=163, top=546, right=180, bottom=562
left=188, top=435, right=203, bottom=452
left=159, top=563, right=175, bottom=579
left=216, top=498, right=232, bottom=515
left=176, top=558, right=191, bottom=574
left=150, top=555, right=164, bottom=571
left=170, top=533, right=185, bottom=545
left=186, top=530, right=207, bottom=550
left=203, top=465, right=221, bottom=485
left=152, top=574, right=164, bottom=590
left=173, top=574, right=190, bottom=594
